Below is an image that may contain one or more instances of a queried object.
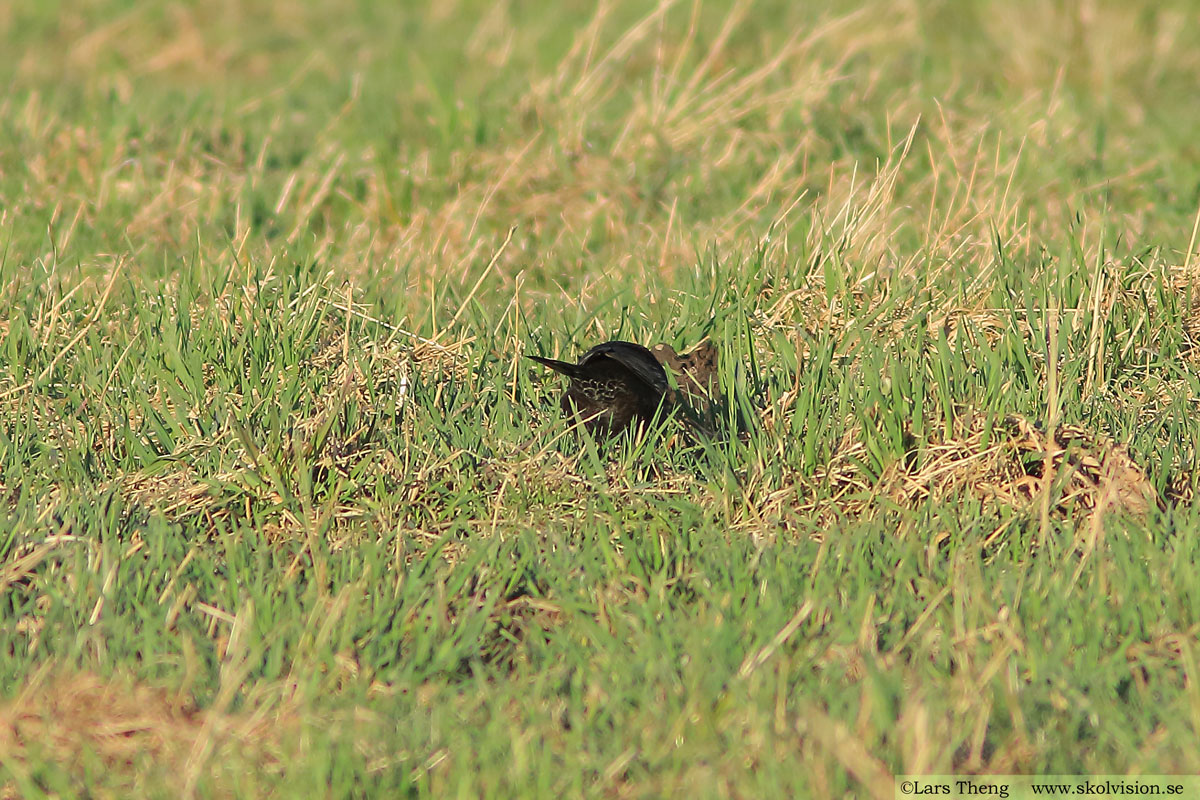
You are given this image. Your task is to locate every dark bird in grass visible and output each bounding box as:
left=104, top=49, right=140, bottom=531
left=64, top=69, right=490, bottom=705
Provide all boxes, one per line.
left=529, top=341, right=671, bottom=436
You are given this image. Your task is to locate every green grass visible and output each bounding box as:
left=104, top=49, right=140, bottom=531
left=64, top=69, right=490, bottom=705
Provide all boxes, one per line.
left=3, top=0, right=1200, bottom=797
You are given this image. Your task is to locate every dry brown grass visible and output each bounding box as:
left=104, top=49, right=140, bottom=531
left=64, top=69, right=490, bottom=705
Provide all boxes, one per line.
left=0, top=668, right=296, bottom=798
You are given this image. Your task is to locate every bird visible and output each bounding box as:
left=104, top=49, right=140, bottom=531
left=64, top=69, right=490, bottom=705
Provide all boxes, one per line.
left=529, top=340, right=671, bottom=436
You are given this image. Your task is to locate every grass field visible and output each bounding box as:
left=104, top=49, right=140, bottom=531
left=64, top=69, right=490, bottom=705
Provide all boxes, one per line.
left=3, top=0, right=1200, bottom=796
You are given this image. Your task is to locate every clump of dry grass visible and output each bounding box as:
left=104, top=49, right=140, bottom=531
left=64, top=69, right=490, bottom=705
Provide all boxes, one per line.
left=0, top=668, right=294, bottom=797
left=771, top=410, right=1159, bottom=538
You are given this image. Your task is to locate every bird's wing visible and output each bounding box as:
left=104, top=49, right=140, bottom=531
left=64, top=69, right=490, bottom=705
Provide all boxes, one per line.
left=583, top=341, right=670, bottom=395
